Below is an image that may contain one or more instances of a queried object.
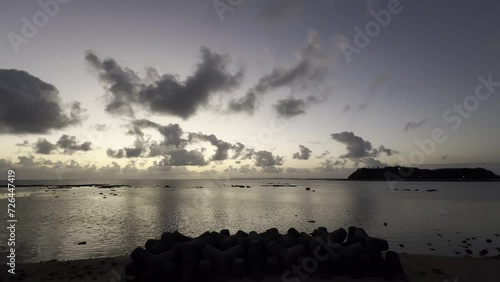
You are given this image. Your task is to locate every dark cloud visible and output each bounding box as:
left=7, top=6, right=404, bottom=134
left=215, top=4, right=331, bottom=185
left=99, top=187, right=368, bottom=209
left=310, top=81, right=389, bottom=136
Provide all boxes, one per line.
left=227, top=92, right=257, bottom=114
left=106, top=148, right=125, bottom=158
left=0, top=69, right=84, bottom=134
left=331, top=131, right=374, bottom=158
left=86, top=47, right=244, bottom=119
left=254, top=150, right=284, bottom=167
left=34, top=139, right=57, bottom=155
left=228, top=31, right=331, bottom=115
left=404, top=119, right=427, bottom=131
left=274, top=97, right=306, bottom=118
left=292, top=145, right=312, bottom=160
left=56, top=135, right=92, bottom=154
left=331, top=131, right=396, bottom=159
left=160, top=149, right=208, bottom=166
left=376, top=145, right=397, bottom=157
left=33, top=135, right=92, bottom=155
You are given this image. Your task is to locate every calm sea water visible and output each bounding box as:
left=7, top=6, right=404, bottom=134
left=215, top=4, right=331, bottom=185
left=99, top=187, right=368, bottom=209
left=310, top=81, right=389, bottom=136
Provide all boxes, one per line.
left=1, top=179, right=500, bottom=263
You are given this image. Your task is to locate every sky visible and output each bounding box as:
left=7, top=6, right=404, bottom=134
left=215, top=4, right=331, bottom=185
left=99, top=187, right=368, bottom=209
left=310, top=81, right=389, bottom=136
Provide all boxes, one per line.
left=1, top=0, right=500, bottom=180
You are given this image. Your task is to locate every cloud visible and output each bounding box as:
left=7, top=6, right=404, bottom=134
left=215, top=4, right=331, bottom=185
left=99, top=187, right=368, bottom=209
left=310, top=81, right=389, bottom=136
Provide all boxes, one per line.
left=228, top=31, right=331, bottom=115
left=56, top=135, right=92, bottom=154
left=257, top=0, right=298, bottom=24
left=440, top=155, right=448, bottom=160
left=343, top=103, right=368, bottom=113
left=331, top=131, right=374, bottom=158
left=106, top=148, right=125, bottom=158
left=274, top=97, right=307, bottom=118
left=369, top=71, right=392, bottom=96
left=93, top=123, right=109, bottom=131
left=262, top=166, right=284, bottom=173
left=227, top=92, right=257, bottom=114
left=86, top=47, right=244, bottom=119
left=331, top=131, right=396, bottom=158
left=376, top=145, right=397, bottom=156
left=404, top=119, right=427, bottom=131
left=0, top=69, right=84, bottom=134
left=159, top=149, right=208, bottom=166
left=15, top=140, right=30, bottom=147
left=354, top=158, right=388, bottom=168
left=315, top=150, right=330, bottom=159
left=33, top=135, right=92, bottom=155
left=316, top=159, right=347, bottom=172
left=189, top=133, right=243, bottom=161
left=292, top=145, right=312, bottom=160
left=286, top=167, right=311, bottom=174
left=34, top=139, right=57, bottom=155
left=111, top=119, right=248, bottom=163
left=342, top=104, right=352, bottom=113
left=254, top=150, right=284, bottom=167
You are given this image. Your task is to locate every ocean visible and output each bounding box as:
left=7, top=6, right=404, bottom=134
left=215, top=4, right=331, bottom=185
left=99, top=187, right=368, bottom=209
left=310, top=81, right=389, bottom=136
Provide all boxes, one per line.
left=1, top=179, right=500, bottom=263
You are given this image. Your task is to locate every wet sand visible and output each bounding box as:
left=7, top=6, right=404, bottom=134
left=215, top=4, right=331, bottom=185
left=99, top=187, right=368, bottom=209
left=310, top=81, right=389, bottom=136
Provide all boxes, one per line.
left=2, top=254, right=500, bottom=282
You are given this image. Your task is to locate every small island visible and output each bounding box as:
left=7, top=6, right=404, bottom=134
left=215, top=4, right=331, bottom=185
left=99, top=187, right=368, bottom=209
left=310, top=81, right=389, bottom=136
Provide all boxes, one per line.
left=348, top=166, right=500, bottom=181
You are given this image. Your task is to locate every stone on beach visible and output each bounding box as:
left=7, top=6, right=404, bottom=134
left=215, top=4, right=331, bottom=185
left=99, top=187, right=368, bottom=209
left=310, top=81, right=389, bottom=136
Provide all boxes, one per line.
left=127, top=227, right=405, bottom=281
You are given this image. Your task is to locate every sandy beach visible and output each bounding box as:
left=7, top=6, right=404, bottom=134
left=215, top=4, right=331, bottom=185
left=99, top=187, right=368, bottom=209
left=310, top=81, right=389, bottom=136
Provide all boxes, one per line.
left=2, top=254, right=500, bottom=282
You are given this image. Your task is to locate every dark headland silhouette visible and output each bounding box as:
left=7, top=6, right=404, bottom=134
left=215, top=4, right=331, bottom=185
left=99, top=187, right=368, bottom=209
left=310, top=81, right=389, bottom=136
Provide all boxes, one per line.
left=348, top=166, right=500, bottom=181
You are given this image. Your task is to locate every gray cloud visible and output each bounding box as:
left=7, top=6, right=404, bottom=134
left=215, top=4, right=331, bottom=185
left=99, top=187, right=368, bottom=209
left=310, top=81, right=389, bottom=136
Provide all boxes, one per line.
left=257, top=0, right=298, bottom=24
left=376, top=145, right=397, bottom=157
left=369, top=71, right=392, bottom=96
left=274, top=97, right=307, bottom=118
left=315, top=150, right=330, bottom=159
left=316, top=159, right=347, bottom=172
left=0, top=69, right=84, bottom=134
left=227, top=91, right=257, bottom=114
left=342, top=103, right=368, bottom=113
left=93, top=124, right=109, bottom=131
left=34, top=139, right=57, bottom=155
left=86, top=47, right=244, bottom=119
left=189, top=133, right=236, bottom=161
left=354, top=158, right=388, bottom=168
left=262, top=166, right=284, bottom=173
left=106, top=148, right=125, bottom=158
left=229, top=31, right=331, bottom=115
left=254, top=150, right=284, bottom=167
left=33, top=135, right=92, bottom=155
left=292, top=145, right=312, bottom=160
left=331, top=131, right=395, bottom=159
left=56, top=135, right=92, bottom=154
left=160, top=149, right=208, bottom=166
left=15, top=140, right=30, bottom=147
left=404, top=119, right=427, bottom=131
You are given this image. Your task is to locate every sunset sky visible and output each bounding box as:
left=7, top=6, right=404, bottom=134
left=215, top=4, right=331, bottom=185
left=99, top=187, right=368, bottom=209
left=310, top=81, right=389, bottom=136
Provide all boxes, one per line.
left=1, top=0, right=499, bottom=179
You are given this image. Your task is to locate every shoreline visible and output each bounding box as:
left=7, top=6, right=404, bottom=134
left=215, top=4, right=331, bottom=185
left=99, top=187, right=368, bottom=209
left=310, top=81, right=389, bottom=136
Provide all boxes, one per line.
left=2, top=254, right=500, bottom=282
